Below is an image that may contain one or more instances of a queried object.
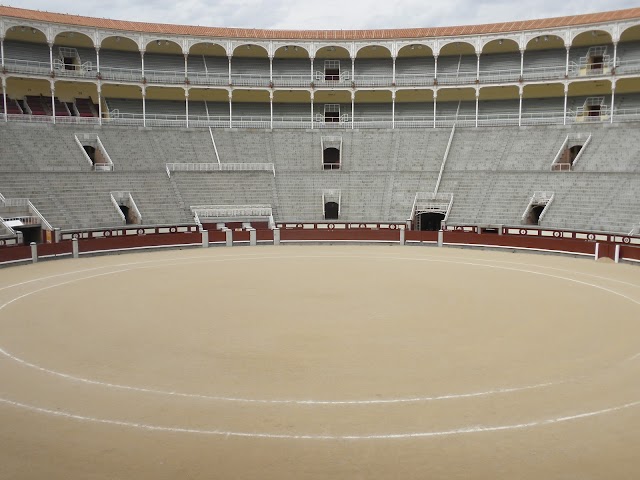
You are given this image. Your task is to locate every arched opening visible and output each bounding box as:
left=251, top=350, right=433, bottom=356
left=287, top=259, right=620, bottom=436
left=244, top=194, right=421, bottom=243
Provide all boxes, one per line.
left=15, top=225, right=42, bottom=245
left=417, top=212, right=444, bottom=231
left=354, top=45, right=392, bottom=85
left=99, top=36, right=141, bottom=81
left=396, top=44, right=435, bottom=86
left=323, top=147, right=340, bottom=169
left=3, top=26, right=49, bottom=71
left=83, top=145, right=96, bottom=164
left=314, top=45, right=351, bottom=83
left=273, top=45, right=311, bottom=87
left=188, top=42, right=228, bottom=84
left=119, top=204, right=137, bottom=224
left=524, top=205, right=545, bottom=225
left=232, top=44, right=270, bottom=85
left=53, top=31, right=95, bottom=72
left=324, top=202, right=339, bottom=220
left=144, top=39, right=184, bottom=78
left=438, top=41, right=477, bottom=84
left=480, top=39, right=520, bottom=82
left=523, top=35, right=566, bottom=81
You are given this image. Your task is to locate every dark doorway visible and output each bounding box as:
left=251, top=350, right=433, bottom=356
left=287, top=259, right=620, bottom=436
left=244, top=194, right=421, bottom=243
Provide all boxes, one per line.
left=324, top=110, right=340, bottom=122
left=586, top=104, right=601, bottom=117
left=83, top=145, right=96, bottom=164
left=525, top=205, right=545, bottom=225
left=63, top=56, right=75, bottom=70
left=589, top=55, right=604, bottom=71
left=323, top=147, right=340, bottom=169
left=569, top=145, right=582, bottom=162
left=325, top=202, right=339, bottom=220
left=418, top=212, right=445, bottom=231
left=15, top=226, right=42, bottom=245
left=119, top=205, right=134, bottom=224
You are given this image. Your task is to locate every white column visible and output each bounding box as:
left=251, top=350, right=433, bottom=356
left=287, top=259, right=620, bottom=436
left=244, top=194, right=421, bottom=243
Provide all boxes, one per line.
left=269, top=55, right=273, bottom=84
left=476, top=52, right=481, bottom=80
left=520, top=49, right=524, bottom=78
left=95, top=47, right=101, bottom=74
left=51, top=85, right=56, bottom=124
left=1, top=37, right=5, bottom=67
left=2, top=77, right=7, bottom=122
left=433, top=92, right=437, bottom=128
left=185, top=90, right=189, bottom=128
left=351, top=91, right=355, bottom=129
left=310, top=57, right=314, bottom=82
left=141, top=51, right=145, bottom=78
left=563, top=85, right=568, bottom=125
left=228, top=91, right=233, bottom=128
left=310, top=91, right=314, bottom=129
left=269, top=91, right=273, bottom=130
left=228, top=55, right=232, bottom=84
left=142, top=87, right=146, bottom=127
left=49, top=43, right=53, bottom=71
left=392, top=56, right=396, bottom=84
left=565, top=46, right=570, bottom=76
left=434, top=55, right=438, bottom=81
left=613, top=42, right=618, bottom=70
left=392, top=91, right=396, bottom=129
left=518, top=92, right=523, bottom=127
left=97, top=86, right=102, bottom=126
left=475, top=90, right=479, bottom=128
left=184, top=54, right=188, bottom=79
left=610, top=87, right=615, bottom=124
left=351, top=57, right=355, bottom=82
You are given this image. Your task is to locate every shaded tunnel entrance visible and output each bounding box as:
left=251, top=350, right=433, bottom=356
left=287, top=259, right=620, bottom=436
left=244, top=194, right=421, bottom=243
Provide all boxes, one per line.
left=83, top=145, right=96, bottom=164
left=417, top=212, right=445, bottom=231
left=324, top=201, right=339, bottom=220
left=323, top=147, right=341, bottom=170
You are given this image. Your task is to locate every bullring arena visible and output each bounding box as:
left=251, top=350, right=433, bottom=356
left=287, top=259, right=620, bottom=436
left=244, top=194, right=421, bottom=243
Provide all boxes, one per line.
left=1, top=2, right=640, bottom=479
left=0, top=245, right=639, bottom=479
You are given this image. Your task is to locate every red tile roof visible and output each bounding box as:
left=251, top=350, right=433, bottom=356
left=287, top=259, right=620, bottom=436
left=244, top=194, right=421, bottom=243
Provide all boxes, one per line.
left=1, top=5, right=640, bottom=40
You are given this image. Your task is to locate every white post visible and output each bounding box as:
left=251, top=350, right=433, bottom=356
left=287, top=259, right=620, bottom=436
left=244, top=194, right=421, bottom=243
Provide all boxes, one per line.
left=184, top=53, right=188, bottom=79
left=228, top=91, right=233, bottom=128
left=49, top=43, right=53, bottom=71
left=97, top=87, right=103, bottom=126
left=351, top=91, right=355, bottom=129
left=96, top=47, right=100, bottom=72
left=2, top=77, right=7, bottom=122
left=225, top=229, right=233, bottom=247
left=72, top=238, right=79, bottom=258
left=51, top=85, right=56, bottom=124
left=273, top=227, right=280, bottom=245
left=565, top=46, right=570, bottom=76
left=475, top=91, right=479, bottom=128
left=142, top=88, right=146, bottom=128
left=434, top=55, right=438, bottom=81
left=269, top=91, right=273, bottom=130
left=520, top=49, right=524, bottom=78
left=310, top=57, right=314, bottom=82
left=30, top=242, right=37, bottom=263
left=614, top=244, right=621, bottom=263
left=392, top=56, right=396, bottom=84
left=610, top=87, right=615, bottom=124
left=392, top=91, right=396, bottom=129
left=185, top=90, right=189, bottom=128
left=269, top=55, right=273, bottom=84
left=613, top=42, right=618, bottom=70
left=201, top=229, right=209, bottom=248
left=518, top=92, right=523, bottom=127
left=351, top=57, right=355, bottom=83
left=141, top=51, right=145, bottom=78
left=595, top=242, right=600, bottom=261
left=476, top=52, right=480, bottom=80
left=0, top=37, right=4, bottom=67
left=399, top=227, right=405, bottom=245
left=433, top=92, right=437, bottom=128
left=228, top=55, right=232, bottom=84
left=310, top=92, right=314, bottom=129
left=249, top=228, right=257, bottom=246
left=437, top=229, right=444, bottom=247
left=563, top=85, right=568, bottom=125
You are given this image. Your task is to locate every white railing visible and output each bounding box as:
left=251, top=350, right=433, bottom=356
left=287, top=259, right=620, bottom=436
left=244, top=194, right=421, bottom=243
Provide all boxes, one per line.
left=571, top=134, right=591, bottom=167
left=187, top=71, right=229, bottom=86
left=110, top=193, right=126, bottom=222
left=434, top=125, right=456, bottom=195
left=166, top=162, right=275, bottom=176
left=1, top=215, right=41, bottom=226
left=271, top=74, right=311, bottom=87
left=522, top=64, right=568, bottom=81
left=145, top=69, right=187, bottom=84
left=26, top=200, right=53, bottom=231
left=395, top=74, right=434, bottom=86
left=410, top=192, right=454, bottom=222
left=615, top=58, right=640, bottom=75
left=96, top=136, right=114, bottom=169
left=478, top=67, right=521, bottom=83
left=231, top=73, right=271, bottom=86
left=191, top=204, right=273, bottom=220
left=99, top=66, right=143, bottom=82
left=3, top=57, right=51, bottom=75
left=436, top=71, right=477, bottom=85
left=353, top=74, right=393, bottom=86
left=314, top=70, right=351, bottom=85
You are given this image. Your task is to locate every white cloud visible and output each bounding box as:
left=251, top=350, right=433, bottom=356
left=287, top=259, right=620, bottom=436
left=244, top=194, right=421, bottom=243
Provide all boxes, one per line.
left=2, top=0, right=638, bottom=29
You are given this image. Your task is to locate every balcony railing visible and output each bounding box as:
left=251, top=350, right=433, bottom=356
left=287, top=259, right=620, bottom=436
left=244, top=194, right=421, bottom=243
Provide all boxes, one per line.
left=353, top=74, right=393, bottom=87
left=3, top=58, right=51, bottom=76
left=145, top=69, right=187, bottom=85
left=522, top=64, right=567, bottom=81
left=478, top=67, right=521, bottom=84
left=231, top=73, right=271, bottom=87
left=99, top=66, right=143, bottom=82
left=271, top=74, right=311, bottom=87
left=187, top=71, right=229, bottom=86
left=395, top=74, right=435, bottom=86
left=436, top=71, right=478, bottom=85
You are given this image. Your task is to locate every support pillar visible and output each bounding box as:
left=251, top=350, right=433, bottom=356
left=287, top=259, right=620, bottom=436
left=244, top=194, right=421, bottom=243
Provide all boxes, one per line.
left=520, top=49, right=524, bottom=78
left=351, top=91, right=355, bottom=129
left=391, top=91, right=396, bottom=129
left=476, top=52, right=481, bottom=81
left=351, top=57, right=355, bottom=83
left=434, top=55, right=438, bottom=81
left=392, top=55, right=396, bottom=84
left=563, top=84, right=568, bottom=125
left=185, top=90, right=189, bottom=128
left=273, top=227, right=280, bottom=245
left=399, top=227, right=405, bottom=245
left=228, top=91, right=233, bottom=128
left=97, top=85, right=103, bottom=126
left=201, top=229, right=209, bottom=247
left=433, top=92, right=437, bottom=128
left=249, top=228, right=257, bottom=246
left=228, top=55, right=232, bottom=84
left=310, top=57, right=314, bottom=83
left=437, top=229, right=444, bottom=247
left=30, top=242, right=37, bottom=263
left=613, top=42, right=618, bottom=70
left=565, top=46, right=570, bottom=77
left=49, top=42, right=53, bottom=72
left=269, top=91, right=274, bottom=129
left=269, top=55, right=273, bottom=84
left=2, top=77, right=7, bottom=122
left=225, top=229, right=233, bottom=247
left=51, top=84, right=56, bottom=124
left=54, top=228, right=61, bottom=243
left=310, top=91, right=314, bottom=129
left=72, top=238, right=79, bottom=258
left=1, top=36, right=4, bottom=67
left=518, top=90, right=523, bottom=127
left=610, top=87, right=616, bottom=124
left=142, top=88, right=147, bottom=128
left=184, top=53, right=188, bottom=80
left=141, top=51, right=145, bottom=78
left=96, top=47, right=100, bottom=72
left=475, top=90, right=479, bottom=128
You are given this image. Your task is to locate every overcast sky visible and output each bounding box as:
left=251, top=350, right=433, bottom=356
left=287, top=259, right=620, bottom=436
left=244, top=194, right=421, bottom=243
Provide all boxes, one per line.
left=2, top=0, right=638, bottom=30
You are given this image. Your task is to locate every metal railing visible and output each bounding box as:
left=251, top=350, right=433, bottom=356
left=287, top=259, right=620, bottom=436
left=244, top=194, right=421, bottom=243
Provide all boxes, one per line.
left=435, top=71, right=477, bottom=85
left=145, top=69, right=187, bottom=84
left=271, top=74, right=311, bottom=87
left=166, top=162, right=275, bottom=176
left=231, top=73, right=271, bottom=86
left=353, top=74, right=393, bottom=87
left=187, top=71, right=229, bottom=86
left=478, top=67, right=521, bottom=83
left=522, top=64, right=567, bottom=81
left=98, top=66, right=143, bottom=82
left=395, top=74, right=435, bottom=86
left=3, top=58, right=51, bottom=75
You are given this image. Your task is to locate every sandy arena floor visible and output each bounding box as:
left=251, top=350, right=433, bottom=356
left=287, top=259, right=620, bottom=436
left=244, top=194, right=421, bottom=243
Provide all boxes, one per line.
left=0, top=245, right=639, bottom=479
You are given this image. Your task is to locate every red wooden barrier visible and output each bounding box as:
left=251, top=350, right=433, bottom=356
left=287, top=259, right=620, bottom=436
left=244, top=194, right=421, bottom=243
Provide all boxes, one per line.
left=0, top=245, right=32, bottom=263
left=78, top=232, right=201, bottom=252
left=444, top=231, right=596, bottom=255
left=280, top=228, right=400, bottom=242
left=405, top=231, right=438, bottom=242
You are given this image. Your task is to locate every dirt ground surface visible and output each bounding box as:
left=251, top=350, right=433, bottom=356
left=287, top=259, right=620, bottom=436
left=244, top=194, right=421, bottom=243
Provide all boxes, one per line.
left=0, top=245, right=639, bottom=480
